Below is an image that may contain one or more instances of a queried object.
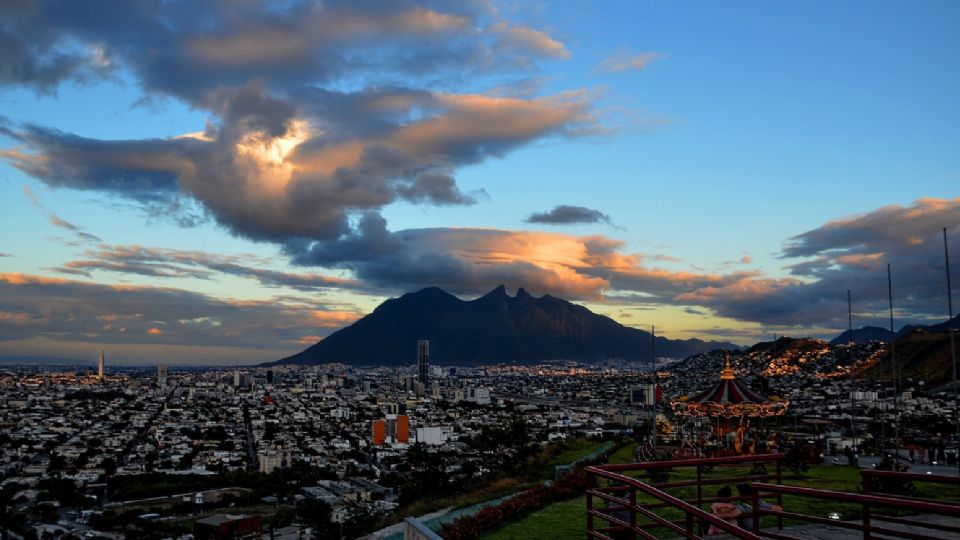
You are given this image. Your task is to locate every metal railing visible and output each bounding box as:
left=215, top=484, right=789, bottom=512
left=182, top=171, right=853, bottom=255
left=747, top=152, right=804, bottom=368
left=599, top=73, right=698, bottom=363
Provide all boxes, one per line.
left=586, top=455, right=960, bottom=540
left=586, top=453, right=783, bottom=539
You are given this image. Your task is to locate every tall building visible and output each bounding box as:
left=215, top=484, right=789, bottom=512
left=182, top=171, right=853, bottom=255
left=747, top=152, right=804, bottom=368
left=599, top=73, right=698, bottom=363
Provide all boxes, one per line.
left=97, top=351, right=105, bottom=381
left=372, top=419, right=386, bottom=446
left=417, top=340, right=430, bottom=387
left=396, top=414, right=410, bottom=443
left=157, top=364, right=168, bottom=387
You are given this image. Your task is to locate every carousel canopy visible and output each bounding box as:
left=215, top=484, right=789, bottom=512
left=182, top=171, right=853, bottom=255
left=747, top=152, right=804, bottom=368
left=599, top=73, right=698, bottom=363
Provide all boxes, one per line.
left=671, top=357, right=788, bottom=418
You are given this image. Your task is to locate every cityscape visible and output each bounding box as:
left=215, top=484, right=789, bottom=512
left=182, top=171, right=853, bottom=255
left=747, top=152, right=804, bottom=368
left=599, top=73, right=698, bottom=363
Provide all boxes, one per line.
left=2, top=1, right=960, bottom=539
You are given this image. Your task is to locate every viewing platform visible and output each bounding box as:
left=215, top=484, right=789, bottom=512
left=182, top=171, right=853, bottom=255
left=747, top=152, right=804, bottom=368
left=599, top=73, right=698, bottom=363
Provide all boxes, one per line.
left=584, top=453, right=960, bottom=540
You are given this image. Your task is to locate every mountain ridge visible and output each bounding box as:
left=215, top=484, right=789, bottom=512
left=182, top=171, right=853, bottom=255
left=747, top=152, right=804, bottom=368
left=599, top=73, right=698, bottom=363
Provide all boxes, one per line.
left=266, top=285, right=739, bottom=366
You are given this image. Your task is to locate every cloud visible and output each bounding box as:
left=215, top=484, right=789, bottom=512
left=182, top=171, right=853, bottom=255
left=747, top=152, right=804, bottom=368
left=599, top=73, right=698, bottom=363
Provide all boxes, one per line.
left=53, top=244, right=368, bottom=293
left=20, top=184, right=101, bottom=242
left=286, top=212, right=612, bottom=300
left=0, top=253, right=12, bottom=257
left=673, top=199, right=960, bottom=329
left=595, top=51, right=662, bottom=74
left=0, top=272, right=360, bottom=349
left=526, top=205, right=619, bottom=228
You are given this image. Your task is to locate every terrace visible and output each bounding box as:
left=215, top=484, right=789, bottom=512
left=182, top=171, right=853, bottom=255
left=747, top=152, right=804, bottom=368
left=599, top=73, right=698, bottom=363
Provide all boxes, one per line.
left=584, top=454, right=960, bottom=540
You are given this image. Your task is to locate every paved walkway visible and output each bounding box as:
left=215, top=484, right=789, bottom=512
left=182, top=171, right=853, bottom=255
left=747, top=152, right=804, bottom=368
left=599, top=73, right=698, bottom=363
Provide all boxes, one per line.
left=701, top=513, right=960, bottom=539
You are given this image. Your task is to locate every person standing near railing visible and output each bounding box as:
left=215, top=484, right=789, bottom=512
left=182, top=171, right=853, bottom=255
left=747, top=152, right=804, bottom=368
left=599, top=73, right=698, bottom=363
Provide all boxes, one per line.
left=734, top=483, right=782, bottom=531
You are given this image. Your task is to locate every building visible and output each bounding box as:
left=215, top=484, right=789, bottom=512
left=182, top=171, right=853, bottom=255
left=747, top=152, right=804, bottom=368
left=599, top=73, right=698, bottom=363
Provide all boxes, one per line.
left=417, top=340, right=430, bottom=387
left=157, top=364, right=168, bottom=387
left=266, top=370, right=274, bottom=384
left=396, top=414, right=409, bottom=443
left=193, top=514, right=261, bottom=540
left=98, top=351, right=105, bottom=381
left=416, top=426, right=448, bottom=446
left=372, top=419, right=386, bottom=446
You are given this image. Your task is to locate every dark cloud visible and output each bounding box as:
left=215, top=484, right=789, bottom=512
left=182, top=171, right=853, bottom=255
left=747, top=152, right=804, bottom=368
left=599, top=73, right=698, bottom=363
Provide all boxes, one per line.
left=526, top=204, right=618, bottom=228
left=0, top=273, right=360, bottom=348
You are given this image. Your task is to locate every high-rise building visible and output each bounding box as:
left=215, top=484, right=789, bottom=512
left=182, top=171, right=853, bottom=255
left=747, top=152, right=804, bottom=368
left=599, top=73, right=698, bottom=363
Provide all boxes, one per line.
left=372, top=419, right=386, bottom=446
left=98, top=351, right=105, bottom=381
left=396, top=414, right=409, bottom=443
left=157, top=364, right=168, bottom=387
left=233, top=370, right=241, bottom=387
left=417, top=340, right=430, bottom=387
left=266, top=370, right=274, bottom=384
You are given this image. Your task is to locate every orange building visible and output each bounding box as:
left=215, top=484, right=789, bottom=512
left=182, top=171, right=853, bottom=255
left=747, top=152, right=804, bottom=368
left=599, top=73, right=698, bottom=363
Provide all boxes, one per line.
left=372, top=419, right=386, bottom=446
left=396, top=414, right=409, bottom=443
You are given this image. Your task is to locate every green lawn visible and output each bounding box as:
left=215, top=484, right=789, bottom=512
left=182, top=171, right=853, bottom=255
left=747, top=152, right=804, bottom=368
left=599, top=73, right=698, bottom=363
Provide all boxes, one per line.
left=482, top=496, right=587, bottom=540
left=547, top=438, right=610, bottom=466
left=480, top=462, right=960, bottom=540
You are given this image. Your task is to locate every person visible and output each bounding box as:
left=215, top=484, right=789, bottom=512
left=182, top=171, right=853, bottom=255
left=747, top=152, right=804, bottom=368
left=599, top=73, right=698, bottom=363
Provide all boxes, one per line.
left=709, top=486, right=741, bottom=535
left=735, top=483, right=782, bottom=531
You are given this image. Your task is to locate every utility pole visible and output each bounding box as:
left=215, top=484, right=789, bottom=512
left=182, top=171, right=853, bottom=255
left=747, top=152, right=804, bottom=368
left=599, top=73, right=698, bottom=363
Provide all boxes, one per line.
left=849, top=289, right=857, bottom=451
left=888, top=263, right=900, bottom=463
left=651, top=325, right=657, bottom=451
left=944, top=227, right=958, bottom=475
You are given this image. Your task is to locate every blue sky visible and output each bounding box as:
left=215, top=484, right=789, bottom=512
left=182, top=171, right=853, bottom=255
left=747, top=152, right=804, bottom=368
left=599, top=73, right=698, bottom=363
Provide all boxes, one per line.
left=1, top=1, right=958, bottom=364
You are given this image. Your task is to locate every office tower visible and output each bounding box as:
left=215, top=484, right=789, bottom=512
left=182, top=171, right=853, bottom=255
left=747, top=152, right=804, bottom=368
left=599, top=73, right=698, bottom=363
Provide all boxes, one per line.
left=417, top=340, right=430, bottom=387
left=233, top=370, right=241, bottom=387
left=266, top=370, right=274, bottom=384
left=98, top=351, right=105, bottom=381
left=157, top=364, right=168, bottom=387
left=396, top=414, right=410, bottom=443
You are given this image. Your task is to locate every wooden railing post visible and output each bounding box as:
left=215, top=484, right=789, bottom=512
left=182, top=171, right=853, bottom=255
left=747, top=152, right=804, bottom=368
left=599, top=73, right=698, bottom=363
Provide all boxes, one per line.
left=752, top=484, right=761, bottom=535
left=629, top=485, right=637, bottom=540
left=696, top=463, right=704, bottom=536
left=775, top=457, right=783, bottom=530
left=861, top=470, right=872, bottom=540
left=586, top=472, right=594, bottom=539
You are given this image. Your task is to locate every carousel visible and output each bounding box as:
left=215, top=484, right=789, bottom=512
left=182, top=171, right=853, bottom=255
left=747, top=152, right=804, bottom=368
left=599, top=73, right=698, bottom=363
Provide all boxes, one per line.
left=671, top=356, right=788, bottom=454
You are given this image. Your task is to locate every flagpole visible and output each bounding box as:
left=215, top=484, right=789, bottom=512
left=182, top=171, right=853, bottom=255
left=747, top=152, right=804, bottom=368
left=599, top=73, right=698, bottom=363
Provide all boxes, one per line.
left=943, top=227, right=958, bottom=475
left=888, top=263, right=900, bottom=464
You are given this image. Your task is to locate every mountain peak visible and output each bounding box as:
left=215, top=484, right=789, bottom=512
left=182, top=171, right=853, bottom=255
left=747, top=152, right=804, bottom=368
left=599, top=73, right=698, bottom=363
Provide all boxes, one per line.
left=268, top=285, right=737, bottom=366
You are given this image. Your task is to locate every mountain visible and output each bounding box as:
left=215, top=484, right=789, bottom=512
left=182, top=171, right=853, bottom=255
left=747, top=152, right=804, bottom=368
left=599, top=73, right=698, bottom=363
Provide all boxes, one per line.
left=866, top=329, right=957, bottom=388
left=830, top=326, right=896, bottom=345
left=897, top=313, right=960, bottom=337
left=268, top=285, right=738, bottom=366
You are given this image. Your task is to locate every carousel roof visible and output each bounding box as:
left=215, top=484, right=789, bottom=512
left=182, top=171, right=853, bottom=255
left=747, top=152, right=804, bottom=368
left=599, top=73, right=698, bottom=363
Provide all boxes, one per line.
left=688, top=359, right=770, bottom=405
left=671, top=357, right=788, bottom=418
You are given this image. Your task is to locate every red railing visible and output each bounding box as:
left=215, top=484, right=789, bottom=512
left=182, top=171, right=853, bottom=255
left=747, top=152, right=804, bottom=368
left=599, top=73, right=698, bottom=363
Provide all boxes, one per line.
left=586, top=455, right=960, bottom=540
left=586, top=453, right=783, bottom=539
left=751, top=480, right=960, bottom=540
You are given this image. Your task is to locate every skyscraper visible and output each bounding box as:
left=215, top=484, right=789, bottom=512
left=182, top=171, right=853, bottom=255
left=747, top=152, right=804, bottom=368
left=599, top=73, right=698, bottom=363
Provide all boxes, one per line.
left=157, top=364, right=168, bottom=387
left=98, top=351, right=105, bottom=381
left=417, top=340, right=430, bottom=388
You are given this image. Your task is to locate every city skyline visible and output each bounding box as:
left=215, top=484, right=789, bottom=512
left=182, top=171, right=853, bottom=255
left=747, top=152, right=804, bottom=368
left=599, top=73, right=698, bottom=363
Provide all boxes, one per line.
left=1, top=1, right=959, bottom=364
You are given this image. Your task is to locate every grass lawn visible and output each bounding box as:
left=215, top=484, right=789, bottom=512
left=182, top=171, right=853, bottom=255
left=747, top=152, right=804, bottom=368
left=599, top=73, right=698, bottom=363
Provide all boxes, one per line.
left=547, top=438, right=611, bottom=466
left=482, top=496, right=587, bottom=540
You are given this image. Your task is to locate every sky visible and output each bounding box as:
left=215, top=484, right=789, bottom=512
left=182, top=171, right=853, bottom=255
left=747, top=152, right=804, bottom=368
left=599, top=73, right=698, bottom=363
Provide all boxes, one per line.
left=1, top=0, right=959, bottom=365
